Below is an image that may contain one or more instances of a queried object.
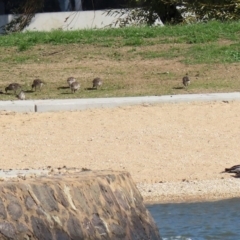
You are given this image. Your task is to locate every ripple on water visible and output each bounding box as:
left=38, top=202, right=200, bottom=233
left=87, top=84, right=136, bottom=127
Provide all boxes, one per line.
left=147, top=198, right=240, bottom=240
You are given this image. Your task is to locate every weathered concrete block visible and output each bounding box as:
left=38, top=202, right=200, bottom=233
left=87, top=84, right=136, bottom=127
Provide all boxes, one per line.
left=0, top=169, right=161, bottom=240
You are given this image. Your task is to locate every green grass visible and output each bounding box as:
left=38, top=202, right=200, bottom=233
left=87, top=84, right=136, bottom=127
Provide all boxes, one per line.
left=0, top=21, right=240, bottom=64
left=1, top=20, right=240, bottom=100
left=1, top=20, right=240, bottom=49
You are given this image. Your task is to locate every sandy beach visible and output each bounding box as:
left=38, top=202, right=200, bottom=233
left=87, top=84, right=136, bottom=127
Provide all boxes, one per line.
left=1, top=100, right=240, bottom=203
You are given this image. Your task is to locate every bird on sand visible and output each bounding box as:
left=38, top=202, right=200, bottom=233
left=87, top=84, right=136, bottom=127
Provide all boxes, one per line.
left=182, top=73, right=190, bottom=87
left=16, top=90, right=26, bottom=100
left=224, top=165, right=240, bottom=174
left=32, top=79, right=44, bottom=91
left=70, top=82, right=80, bottom=93
left=5, top=83, right=21, bottom=94
left=67, top=77, right=76, bottom=87
left=92, top=77, right=103, bottom=89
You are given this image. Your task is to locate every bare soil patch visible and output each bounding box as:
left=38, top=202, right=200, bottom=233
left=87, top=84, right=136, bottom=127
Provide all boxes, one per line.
left=1, top=101, right=240, bottom=202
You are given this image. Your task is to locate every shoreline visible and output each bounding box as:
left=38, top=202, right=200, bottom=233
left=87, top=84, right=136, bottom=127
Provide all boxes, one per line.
left=138, top=177, right=240, bottom=204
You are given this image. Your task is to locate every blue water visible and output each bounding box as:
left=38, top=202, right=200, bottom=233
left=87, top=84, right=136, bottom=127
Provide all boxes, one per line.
left=147, top=198, right=240, bottom=240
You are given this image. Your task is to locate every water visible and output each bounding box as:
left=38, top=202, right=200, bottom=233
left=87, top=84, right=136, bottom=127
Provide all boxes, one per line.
left=147, top=198, right=240, bottom=240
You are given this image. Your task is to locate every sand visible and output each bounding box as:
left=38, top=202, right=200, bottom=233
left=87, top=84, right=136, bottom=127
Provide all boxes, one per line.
left=1, top=100, right=240, bottom=203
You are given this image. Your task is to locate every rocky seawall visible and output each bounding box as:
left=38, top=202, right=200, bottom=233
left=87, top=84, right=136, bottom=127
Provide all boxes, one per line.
left=0, top=168, right=161, bottom=239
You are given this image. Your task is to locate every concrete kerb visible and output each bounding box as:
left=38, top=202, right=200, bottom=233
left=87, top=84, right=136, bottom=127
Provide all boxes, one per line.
left=1, top=92, right=240, bottom=113
left=0, top=100, right=35, bottom=112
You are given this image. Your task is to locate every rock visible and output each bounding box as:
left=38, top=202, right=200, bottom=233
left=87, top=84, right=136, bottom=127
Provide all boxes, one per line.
left=0, top=170, right=161, bottom=239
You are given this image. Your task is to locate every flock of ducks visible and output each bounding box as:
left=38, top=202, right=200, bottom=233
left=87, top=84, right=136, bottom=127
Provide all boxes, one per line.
left=2, top=73, right=189, bottom=101
left=2, top=77, right=103, bottom=100
left=67, top=77, right=102, bottom=93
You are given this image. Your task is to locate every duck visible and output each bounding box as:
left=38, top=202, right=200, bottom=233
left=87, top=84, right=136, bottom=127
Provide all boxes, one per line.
left=16, top=90, right=26, bottom=100
left=70, top=82, right=80, bottom=93
left=224, top=165, right=240, bottom=174
left=67, top=77, right=76, bottom=87
left=32, top=79, right=44, bottom=91
left=182, top=73, right=190, bottom=87
left=92, top=77, right=103, bottom=89
left=5, top=83, right=21, bottom=94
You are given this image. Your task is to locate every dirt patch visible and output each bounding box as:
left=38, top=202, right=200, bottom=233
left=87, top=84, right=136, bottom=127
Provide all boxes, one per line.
left=1, top=101, right=240, bottom=202
left=1, top=43, right=240, bottom=100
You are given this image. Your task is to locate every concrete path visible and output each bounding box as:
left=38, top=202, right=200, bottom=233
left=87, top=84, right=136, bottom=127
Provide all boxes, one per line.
left=0, top=92, right=240, bottom=113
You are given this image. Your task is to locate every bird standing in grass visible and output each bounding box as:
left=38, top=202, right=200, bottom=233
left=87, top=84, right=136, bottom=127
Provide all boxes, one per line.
left=16, top=90, right=26, bottom=100
left=67, top=77, right=76, bottom=87
left=70, top=82, right=80, bottom=93
left=32, top=79, right=44, bottom=91
left=5, top=83, right=21, bottom=94
left=182, top=73, right=190, bottom=88
left=92, top=77, right=103, bottom=89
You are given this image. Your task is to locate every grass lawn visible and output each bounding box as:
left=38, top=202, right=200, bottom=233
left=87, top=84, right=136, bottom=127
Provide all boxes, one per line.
left=0, top=20, right=240, bottom=100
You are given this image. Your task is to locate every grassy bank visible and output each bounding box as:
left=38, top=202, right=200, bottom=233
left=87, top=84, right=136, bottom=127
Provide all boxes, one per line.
left=0, top=21, right=240, bottom=100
